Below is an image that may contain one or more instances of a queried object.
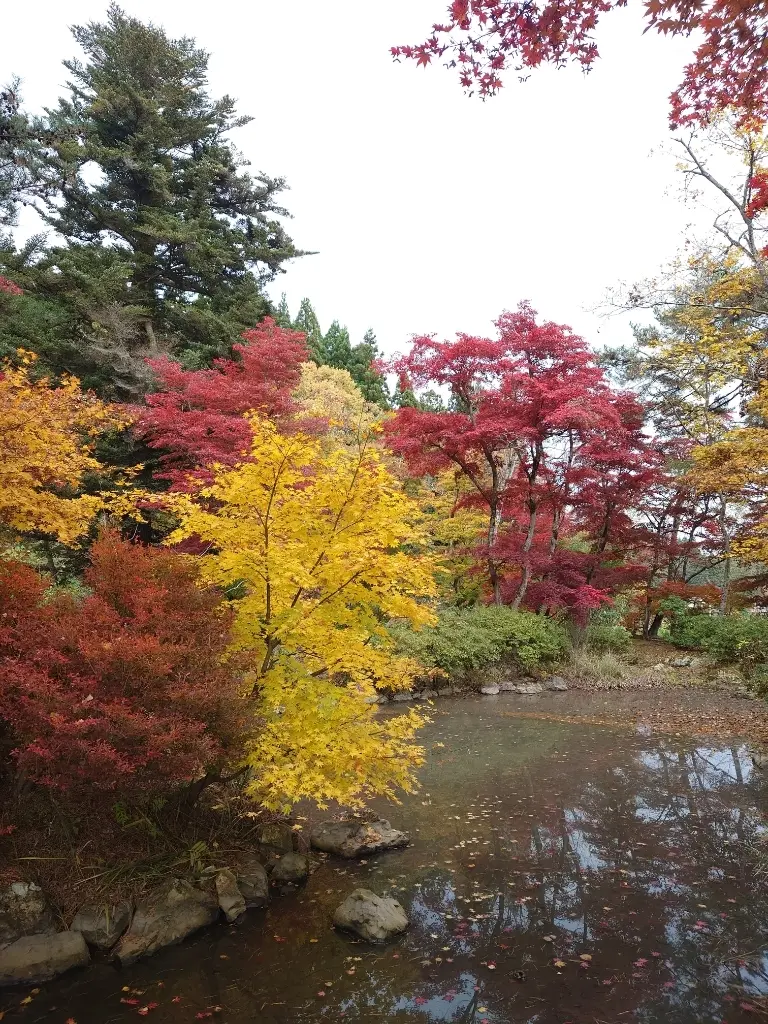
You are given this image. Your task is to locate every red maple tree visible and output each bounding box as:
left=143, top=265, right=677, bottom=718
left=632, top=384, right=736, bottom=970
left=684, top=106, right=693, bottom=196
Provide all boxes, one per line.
left=0, top=533, right=243, bottom=800
left=393, top=0, right=768, bottom=126
left=139, top=318, right=307, bottom=489
left=386, top=303, right=663, bottom=615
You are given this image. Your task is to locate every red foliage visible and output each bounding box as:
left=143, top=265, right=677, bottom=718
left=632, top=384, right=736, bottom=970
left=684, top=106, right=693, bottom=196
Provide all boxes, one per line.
left=747, top=169, right=768, bottom=220
left=0, top=533, right=242, bottom=800
left=386, top=302, right=662, bottom=615
left=139, top=318, right=307, bottom=489
left=394, top=0, right=768, bottom=125
left=0, top=276, right=22, bottom=296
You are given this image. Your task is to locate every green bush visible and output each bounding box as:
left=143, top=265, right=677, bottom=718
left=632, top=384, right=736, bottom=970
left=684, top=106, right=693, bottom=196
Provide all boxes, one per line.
left=389, top=605, right=568, bottom=677
left=671, top=612, right=768, bottom=671
left=585, top=608, right=631, bottom=653
left=669, top=613, right=715, bottom=650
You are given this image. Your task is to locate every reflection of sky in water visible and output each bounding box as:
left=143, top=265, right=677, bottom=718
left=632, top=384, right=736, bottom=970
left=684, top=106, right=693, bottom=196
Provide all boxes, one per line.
left=7, top=698, right=768, bottom=1024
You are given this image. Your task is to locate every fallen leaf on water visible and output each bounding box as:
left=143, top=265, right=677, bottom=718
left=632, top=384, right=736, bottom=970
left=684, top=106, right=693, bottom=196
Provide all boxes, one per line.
left=633, top=959, right=649, bottom=968
left=579, top=954, right=592, bottom=962
left=553, top=960, right=567, bottom=968
left=65, top=1018, right=76, bottom=1024
left=171, top=996, right=182, bottom=1003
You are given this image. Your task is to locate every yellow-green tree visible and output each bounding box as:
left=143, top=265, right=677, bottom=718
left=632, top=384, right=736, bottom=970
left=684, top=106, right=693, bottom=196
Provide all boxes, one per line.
left=170, top=415, right=436, bottom=810
left=0, top=353, right=129, bottom=543
left=293, top=361, right=382, bottom=441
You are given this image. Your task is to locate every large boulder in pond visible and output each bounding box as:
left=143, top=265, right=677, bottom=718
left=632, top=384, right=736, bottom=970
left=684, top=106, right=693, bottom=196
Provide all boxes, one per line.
left=236, top=859, right=270, bottom=909
left=0, top=882, right=55, bottom=948
left=113, top=879, right=219, bottom=965
left=333, top=889, right=409, bottom=942
left=71, top=901, right=132, bottom=951
left=0, top=931, right=89, bottom=986
left=311, top=818, right=409, bottom=859
left=271, top=853, right=309, bottom=885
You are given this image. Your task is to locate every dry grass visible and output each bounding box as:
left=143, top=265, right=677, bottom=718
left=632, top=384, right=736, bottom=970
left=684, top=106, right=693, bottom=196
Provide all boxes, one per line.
left=566, top=648, right=630, bottom=687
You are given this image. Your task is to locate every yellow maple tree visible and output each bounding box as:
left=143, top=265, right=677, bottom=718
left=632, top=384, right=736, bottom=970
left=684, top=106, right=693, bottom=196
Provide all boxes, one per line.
left=0, top=354, right=130, bottom=543
left=169, top=415, right=436, bottom=810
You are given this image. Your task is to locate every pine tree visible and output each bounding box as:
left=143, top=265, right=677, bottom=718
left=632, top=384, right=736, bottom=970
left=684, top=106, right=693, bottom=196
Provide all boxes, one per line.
left=1, top=5, right=300, bottom=395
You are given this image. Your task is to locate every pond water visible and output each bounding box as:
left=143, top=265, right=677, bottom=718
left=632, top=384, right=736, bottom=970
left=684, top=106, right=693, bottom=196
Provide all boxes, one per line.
left=4, top=695, right=768, bottom=1024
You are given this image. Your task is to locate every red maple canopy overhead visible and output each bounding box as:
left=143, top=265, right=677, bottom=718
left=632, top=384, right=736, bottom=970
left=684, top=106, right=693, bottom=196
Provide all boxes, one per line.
left=392, top=0, right=768, bottom=126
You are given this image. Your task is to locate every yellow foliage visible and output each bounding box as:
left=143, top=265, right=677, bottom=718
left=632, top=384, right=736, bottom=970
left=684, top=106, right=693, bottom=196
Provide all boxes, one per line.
left=169, top=416, right=437, bottom=810
left=414, top=471, right=487, bottom=601
left=647, top=253, right=763, bottom=441
left=691, top=383, right=768, bottom=561
left=293, top=362, right=383, bottom=440
left=0, top=354, right=130, bottom=543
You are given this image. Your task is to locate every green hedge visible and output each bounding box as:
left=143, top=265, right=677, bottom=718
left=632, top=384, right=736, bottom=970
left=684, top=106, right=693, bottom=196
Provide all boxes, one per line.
left=389, top=605, right=568, bottom=676
left=671, top=612, right=768, bottom=670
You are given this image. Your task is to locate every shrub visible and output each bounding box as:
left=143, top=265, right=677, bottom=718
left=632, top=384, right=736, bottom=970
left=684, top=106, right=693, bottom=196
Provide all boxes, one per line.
left=388, top=605, right=568, bottom=677
left=671, top=612, right=768, bottom=671
left=0, top=532, right=243, bottom=803
left=585, top=608, right=632, bottom=653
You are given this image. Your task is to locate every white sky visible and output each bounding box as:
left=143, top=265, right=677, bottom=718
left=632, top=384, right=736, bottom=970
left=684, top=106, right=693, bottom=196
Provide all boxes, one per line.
left=2, top=1, right=704, bottom=354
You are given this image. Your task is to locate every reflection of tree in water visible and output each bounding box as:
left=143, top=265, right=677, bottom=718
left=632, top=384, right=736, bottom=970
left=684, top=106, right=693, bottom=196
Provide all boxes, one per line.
left=13, top=729, right=768, bottom=1024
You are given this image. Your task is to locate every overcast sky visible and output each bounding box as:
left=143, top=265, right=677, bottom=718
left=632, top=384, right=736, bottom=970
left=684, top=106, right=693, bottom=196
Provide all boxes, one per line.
left=2, top=1, right=703, bottom=354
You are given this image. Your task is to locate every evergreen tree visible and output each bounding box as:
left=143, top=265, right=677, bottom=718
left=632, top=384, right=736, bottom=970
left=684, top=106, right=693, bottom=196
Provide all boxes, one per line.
left=292, top=297, right=323, bottom=361
left=0, top=5, right=300, bottom=394
left=274, top=292, right=292, bottom=328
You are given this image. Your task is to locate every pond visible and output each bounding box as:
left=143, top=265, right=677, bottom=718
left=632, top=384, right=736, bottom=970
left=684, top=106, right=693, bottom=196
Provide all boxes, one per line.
left=4, top=694, right=768, bottom=1024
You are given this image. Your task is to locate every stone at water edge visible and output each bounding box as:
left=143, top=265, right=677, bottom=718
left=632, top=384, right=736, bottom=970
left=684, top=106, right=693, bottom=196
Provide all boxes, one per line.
left=0, top=882, right=56, bottom=947
left=113, top=879, right=219, bottom=965
left=544, top=676, right=569, bottom=692
left=480, top=684, right=500, bottom=695
left=333, top=889, right=409, bottom=942
left=271, top=852, right=309, bottom=885
left=0, top=931, right=89, bottom=986
left=215, top=869, right=246, bottom=923
left=71, top=901, right=132, bottom=951
left=236, top=859, right=270, bottom=908
left=310, top=818, right=409, bottom=859
left=514, top=682, right=544, bottom=694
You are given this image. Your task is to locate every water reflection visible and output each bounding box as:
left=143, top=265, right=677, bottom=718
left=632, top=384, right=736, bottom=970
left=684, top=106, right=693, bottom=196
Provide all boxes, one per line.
left=3, top=699, right=767, bottom=1023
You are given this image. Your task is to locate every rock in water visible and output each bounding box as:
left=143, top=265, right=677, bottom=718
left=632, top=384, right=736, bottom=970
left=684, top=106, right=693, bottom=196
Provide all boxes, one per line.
left=0, top=882, right=55, bottom=947
left=215, top=870, right=246, bottom=923
left=480, top=684, right=500, bottom=695
left=333, top=889, right=409, bottom=942
left=271, top=853, right=309, bottom=885
left=71, top=902, right=132, bottom=951
left=0, top=932, right=89, bottom=986
left=113, top=879, right=219, bottom=965
left=311, top=818, right=409, bottom=859
left=236, top=859, right=270, bottom=908
left=544, top=676, right=569, bottom=692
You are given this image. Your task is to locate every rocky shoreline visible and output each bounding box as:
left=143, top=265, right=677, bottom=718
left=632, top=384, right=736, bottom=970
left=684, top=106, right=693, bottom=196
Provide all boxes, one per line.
left=0, top=818, right=411, bottom=988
